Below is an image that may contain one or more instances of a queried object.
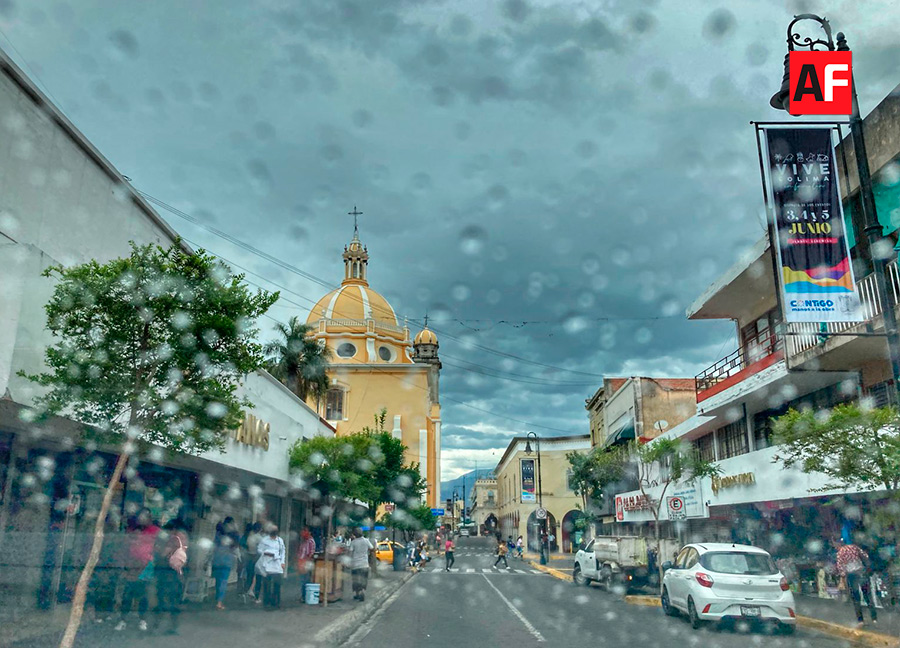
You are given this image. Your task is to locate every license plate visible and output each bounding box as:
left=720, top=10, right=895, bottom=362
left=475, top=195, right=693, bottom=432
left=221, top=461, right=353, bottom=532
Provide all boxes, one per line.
left=740, top=606, right=761, bottom=617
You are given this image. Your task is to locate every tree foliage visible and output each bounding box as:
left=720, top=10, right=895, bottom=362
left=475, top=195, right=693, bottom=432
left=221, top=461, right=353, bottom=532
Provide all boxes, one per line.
left=263, top=316, right=331, bottom=403
left=19, top=241, right=277, bottom=648
left=566, top=446, right=627, bottom=514
left=773, top=403, right=900, bottom=492
left=382, top=504, right=438, bottom=541
left=22, top=241, right=278, bottom=453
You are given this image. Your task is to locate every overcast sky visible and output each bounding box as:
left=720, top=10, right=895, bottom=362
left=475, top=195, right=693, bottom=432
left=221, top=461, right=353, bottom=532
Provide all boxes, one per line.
left=3, top=0, right=899, bottom=480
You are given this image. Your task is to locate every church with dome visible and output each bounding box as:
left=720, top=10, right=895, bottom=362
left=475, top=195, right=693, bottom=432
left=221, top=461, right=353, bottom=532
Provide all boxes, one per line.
left=306, top=219, right=442, bottom=508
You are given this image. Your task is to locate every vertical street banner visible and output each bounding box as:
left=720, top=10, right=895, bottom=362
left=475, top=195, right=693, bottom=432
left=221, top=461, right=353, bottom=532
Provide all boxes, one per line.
left=520, top=459, right=536, bottom=502
left=761, top=127, right=863, bottom=322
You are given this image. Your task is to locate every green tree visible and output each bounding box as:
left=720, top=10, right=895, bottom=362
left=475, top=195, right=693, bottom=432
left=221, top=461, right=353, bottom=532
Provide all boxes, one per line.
left=566, top=446, right=627, bottom=517
left=19, top=242, right=277, bottom=648
left=773, top=403, right=900, bottom=492
left=631, top=438, right=720, bottom=591
left=382, top=504, right=438, bottom=541
left=264, top=316, right=331, bottom=403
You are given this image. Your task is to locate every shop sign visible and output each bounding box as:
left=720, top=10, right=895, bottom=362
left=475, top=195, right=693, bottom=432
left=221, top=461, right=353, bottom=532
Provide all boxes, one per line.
left=710, top=471, right=755, bottom=495
left=620, top=494, right=652, bottom=512
left=232, top=412, right=270, bottom=450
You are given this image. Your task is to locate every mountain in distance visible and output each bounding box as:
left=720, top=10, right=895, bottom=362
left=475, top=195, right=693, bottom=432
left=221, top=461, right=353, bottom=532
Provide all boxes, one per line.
left=439, top=468, right=496, bottom=505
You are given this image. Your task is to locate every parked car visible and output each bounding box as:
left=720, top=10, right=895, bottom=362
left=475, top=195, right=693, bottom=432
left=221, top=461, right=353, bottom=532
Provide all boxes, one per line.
left=661, top=543, right=796, bottom=633
left=459, top=527, right=470, bottom=537
left=374, top=540, right=405, bottom=564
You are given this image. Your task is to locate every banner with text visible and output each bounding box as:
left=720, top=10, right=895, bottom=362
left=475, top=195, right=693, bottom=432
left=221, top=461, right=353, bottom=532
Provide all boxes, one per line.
left=761, top=127, right=862, bottom=322
left=521, top=459, right=536, bottom=502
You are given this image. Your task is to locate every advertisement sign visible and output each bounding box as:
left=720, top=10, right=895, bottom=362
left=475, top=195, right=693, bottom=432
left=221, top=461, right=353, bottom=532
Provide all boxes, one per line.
left=761, top=127, right=862, bottom=322
left=521, top=459, right=536, bottom=502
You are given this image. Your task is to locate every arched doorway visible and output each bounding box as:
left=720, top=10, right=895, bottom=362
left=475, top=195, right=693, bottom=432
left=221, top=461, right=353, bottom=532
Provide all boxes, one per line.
left=483, top=513, right=498, bottom=536
left=561, top=510, right=585, bottom=553
left=526, top=510, right=558, bottom=552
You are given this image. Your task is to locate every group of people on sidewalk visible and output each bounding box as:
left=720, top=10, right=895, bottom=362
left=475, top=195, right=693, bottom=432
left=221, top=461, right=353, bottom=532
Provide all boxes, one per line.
left=87, top=511, right=309, bottom=635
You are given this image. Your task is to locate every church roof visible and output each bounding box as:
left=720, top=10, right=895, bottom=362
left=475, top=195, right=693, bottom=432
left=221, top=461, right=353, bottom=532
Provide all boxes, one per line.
left=306, top=283, right=399, bottom=327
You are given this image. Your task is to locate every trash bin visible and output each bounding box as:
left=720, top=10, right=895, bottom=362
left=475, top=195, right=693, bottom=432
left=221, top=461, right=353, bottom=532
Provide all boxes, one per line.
left=393, top=547, right=407, bottom=572
left=304, top=583, right=320, bottom=605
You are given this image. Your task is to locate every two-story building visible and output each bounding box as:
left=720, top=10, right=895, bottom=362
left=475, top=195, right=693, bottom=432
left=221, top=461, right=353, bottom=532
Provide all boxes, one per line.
left=469, top=477, right=498, bottom=535
left=612, top=80, right=900, bottom=593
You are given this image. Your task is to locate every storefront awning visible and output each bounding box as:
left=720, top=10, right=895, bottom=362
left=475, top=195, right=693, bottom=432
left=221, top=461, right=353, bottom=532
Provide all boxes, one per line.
left=604, top=417, right=635, bottom=448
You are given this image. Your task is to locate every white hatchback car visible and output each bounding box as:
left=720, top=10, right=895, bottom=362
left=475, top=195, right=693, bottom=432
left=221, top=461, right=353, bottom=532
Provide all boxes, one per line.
left=661, top=543, right=796, bottom=633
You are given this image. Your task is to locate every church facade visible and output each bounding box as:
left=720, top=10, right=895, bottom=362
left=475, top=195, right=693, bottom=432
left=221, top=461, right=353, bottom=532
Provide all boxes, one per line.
left=306, top=223, right=442, bottom=508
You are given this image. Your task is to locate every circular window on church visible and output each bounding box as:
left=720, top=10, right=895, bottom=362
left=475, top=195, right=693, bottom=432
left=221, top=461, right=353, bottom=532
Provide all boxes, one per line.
left=337, top=342, right=357, bottom=358
left=378, top=346, right=394, bottom=362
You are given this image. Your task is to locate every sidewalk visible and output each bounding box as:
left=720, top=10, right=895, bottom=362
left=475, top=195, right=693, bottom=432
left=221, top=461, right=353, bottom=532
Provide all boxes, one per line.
left=796, top=593, right=900, bottom=642
left=6, top=567, right=411, bottom=648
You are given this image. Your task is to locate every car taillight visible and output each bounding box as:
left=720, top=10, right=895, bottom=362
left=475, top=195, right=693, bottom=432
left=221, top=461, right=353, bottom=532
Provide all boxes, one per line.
left=780, top=577, right=790, bottom=591
left=702, top=604, right=711, bottom=614
left=695, top=572, right=714, bottom=588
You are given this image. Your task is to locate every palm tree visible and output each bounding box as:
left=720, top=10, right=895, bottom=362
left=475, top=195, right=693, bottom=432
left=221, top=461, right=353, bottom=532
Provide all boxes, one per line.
left=264, top=317, right=332, bottom=403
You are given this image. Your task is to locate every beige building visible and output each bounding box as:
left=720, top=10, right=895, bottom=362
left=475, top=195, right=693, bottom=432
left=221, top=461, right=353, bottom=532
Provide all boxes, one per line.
left=469, top=477, right=498, bottom=534
left=585, top=377, right=697, bottom=448
left=494, top=435, right=591, bottom=553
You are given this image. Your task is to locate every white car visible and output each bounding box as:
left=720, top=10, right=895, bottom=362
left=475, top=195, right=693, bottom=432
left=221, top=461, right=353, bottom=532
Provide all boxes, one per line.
left=661, top=543, right=796, bottom=633
left=459, top=528, right=470, bottom=537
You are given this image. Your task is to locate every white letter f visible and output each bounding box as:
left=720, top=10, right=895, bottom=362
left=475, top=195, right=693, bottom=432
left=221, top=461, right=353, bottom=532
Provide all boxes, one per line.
left=824, top=64, right=849, bottom=101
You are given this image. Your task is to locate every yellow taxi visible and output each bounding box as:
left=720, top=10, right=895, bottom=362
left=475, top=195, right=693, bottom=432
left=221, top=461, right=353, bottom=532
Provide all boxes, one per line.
left=374, top=540, right=405, bottom=563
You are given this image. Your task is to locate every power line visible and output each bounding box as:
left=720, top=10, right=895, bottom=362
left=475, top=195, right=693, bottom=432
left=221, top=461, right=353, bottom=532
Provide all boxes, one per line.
left=141, top=189, right=611, bottom=379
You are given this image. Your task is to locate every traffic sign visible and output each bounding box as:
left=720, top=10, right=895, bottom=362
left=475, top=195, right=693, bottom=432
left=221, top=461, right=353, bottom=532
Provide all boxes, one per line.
left=666, top=496, right=686, bottom=521
left=431, top=508, right=445, bottom=516
left=536, top=507, right=547, bottom=520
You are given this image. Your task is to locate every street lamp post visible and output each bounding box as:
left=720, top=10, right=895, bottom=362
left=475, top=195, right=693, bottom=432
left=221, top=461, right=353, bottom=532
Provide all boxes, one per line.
left=770, top=14, right=900, bottom=402
left=524, top=432, right=547, bottom=565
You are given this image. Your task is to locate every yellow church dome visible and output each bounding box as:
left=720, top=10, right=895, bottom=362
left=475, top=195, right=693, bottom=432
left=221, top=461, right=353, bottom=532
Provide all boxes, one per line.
left=306, top=283, right=399, bottom=326
left=414, top=327, right=438, bottom=345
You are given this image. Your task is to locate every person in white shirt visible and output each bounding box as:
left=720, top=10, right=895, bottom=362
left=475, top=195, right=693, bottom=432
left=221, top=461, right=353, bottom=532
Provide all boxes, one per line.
left=348, top=529, right=374, bottom=602
left=256, top=525, right=285, bottom=609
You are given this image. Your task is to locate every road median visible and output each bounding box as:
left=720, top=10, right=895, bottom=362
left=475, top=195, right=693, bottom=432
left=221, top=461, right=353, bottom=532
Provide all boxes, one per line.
left=526, top=558, right=572, bottom=582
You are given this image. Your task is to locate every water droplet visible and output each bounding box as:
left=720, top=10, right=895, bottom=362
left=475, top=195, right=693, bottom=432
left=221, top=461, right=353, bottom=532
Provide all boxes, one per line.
left=108, top=30, right=139, bottom=60
left=450, top=14, right=473, bottom=37
left=352, top=109, right=372, bottom=128
left=431, top=86, right=454, bottom=107
left=575, top=140, right=597, bottom=159
left=635, top=327, right=652, bottom=344
left=630, top=10, right=655, bottom=34
left=253, top=121, right=276, bottom=140
left=746, top=43, right=768, bottom=67
left=610, top=247, right=631, bottom=267
left=502, top=0, right=530, bottom=22
left=454, top=121, right=471, bottom=141
left=459, top=225, right=487, bottom=256
left=320, top=144, right=343, bottom=165
left=563, top=314, right=589, bottom=335
left=247, top=159, right=272, bottom=195
left=487, top=184, right=509, bottom=209
left=703, top=8, right=736, bottom=40
left=451, top=284, right=471, bottom=302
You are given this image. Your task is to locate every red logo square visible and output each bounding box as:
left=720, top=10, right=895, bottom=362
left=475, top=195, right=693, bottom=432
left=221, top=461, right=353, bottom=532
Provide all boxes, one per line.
left=789, top=51, right=852, bottom=115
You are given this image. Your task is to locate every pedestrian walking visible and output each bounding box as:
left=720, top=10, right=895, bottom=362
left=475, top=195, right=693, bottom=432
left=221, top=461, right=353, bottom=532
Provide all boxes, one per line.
left=152, top=520, right=188, bottom=635
left=516, top=535, right=524, bottom=559
left=242, top=522, right=264, bottom=601
left=349, top=529, right=374, bottom=601
left=836, top=539, right=877, bottom=628
left=493, top=539, right=509, bottom=569
left=444, top=537, right=455, bottom=571
left=257, top=524, right=285, bottom=609
left=296, top=526, right=317, bottom=602
left=211, top=517, right=240, bottom=610
left=116, top=509, right=159, bottom=632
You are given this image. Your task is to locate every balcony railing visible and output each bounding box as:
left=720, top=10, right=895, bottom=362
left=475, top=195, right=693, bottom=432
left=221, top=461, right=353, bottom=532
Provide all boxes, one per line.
left=785, top=260, right=900, bottom=357
left=695, top=330, right=782, bottom=395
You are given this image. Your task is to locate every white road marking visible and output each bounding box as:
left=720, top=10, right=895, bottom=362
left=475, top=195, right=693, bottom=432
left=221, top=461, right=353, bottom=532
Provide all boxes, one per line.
left=466, top=568, right=475, bottom=573
left=482, top=574, right=546, bottom=642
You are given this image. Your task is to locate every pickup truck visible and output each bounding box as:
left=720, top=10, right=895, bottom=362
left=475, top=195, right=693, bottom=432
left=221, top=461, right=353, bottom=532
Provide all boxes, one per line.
left=572, top=536, right=680, bottom=593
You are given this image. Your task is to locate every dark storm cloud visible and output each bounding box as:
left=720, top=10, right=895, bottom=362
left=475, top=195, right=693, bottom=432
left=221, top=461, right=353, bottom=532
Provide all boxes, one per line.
left=4, top=0, right=900, bottom=477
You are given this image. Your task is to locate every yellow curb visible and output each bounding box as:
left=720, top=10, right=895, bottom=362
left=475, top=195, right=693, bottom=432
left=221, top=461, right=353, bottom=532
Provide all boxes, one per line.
left=622, top=595, right=899, bottom=647
left=526, top=559, right=571, bottom=582
left=795, top=616, right=898, bottom=648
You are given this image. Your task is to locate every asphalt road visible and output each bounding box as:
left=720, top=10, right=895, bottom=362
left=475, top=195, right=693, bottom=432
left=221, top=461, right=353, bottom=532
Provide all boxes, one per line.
left=344, top=536, right=851, bottom=648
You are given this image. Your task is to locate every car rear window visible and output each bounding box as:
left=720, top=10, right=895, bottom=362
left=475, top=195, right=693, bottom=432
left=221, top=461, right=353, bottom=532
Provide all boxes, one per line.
left=700, top=551, right=777, bottom=575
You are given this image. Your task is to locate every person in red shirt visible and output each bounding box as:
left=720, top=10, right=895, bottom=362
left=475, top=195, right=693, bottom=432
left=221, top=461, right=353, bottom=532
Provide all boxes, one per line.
left=836, top=540, right=877, bottom=628
left=116, top=509, right=160, bottom=632
left=296, top=527, right=317, bottom=602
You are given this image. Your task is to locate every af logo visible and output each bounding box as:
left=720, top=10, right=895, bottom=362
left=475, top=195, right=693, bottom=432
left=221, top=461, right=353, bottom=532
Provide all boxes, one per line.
left=789, top=51, right=852, bottom=115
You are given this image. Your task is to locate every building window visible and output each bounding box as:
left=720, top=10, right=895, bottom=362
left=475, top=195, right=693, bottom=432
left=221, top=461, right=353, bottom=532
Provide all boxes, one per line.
left=695, top=433, right=715, bottom=463
left=566, top=470, right=576, bottom=491
left=741, top=309, right=782, bottom=366
left=325, top=389, right=345, bottom=420
left=337, top=342, right=357, bottom=358
left=753, top=412, right=774, bottom=451
left=378, top=346, right=394, bottom=362
left=718, top=420, right=749, bottom=459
